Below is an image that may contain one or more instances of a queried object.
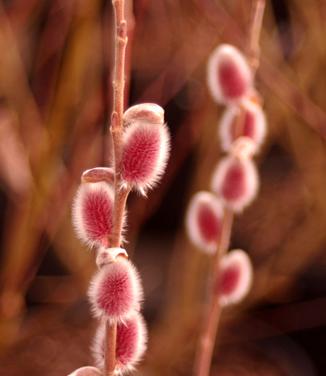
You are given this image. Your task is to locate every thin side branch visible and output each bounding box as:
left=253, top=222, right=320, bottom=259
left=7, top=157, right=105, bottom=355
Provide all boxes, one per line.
left=248, top=0, right=266, bottom=72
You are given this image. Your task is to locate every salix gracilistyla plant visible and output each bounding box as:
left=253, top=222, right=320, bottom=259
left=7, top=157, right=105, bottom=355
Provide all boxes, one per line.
left=69, top=103, right=170, bottom=376
left=68, top=1, right=170, bottom=375
left=186, top=2, right=267, bottom=376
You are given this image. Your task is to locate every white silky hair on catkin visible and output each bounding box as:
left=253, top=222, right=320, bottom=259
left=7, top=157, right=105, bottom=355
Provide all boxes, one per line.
left=123, top=103, right=164, bottom=125
left=68, top=366, right=102, bottom=376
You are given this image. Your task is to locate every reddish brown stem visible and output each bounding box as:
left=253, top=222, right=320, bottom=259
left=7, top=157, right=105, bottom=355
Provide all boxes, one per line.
left=193, top=209, right=233, bottom=376
left=110, top=185, right=131, bottom=248
left=106, top=0, right=129, bottom=375
left=105, top=322, right=118, bottom=376
left=247, top=0, right=266, bottom=73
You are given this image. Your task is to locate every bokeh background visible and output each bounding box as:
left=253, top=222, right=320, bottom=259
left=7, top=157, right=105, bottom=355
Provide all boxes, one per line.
left=0, top=0, right=326, bottom=375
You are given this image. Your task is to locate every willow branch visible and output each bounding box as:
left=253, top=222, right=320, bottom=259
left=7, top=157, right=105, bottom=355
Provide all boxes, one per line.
left=193, top=2, right=266, bottom=376
left=247, top=0, right=266, bottom=72
left=106, top=0, right=128, bottom=375
left=193, top=209, right=233, bottom=376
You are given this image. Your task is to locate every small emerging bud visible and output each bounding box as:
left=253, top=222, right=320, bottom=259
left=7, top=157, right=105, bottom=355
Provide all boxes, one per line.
left=230, top=136, right=257, bottom=160
left=207, top=44, right=252, bottom=104
left=219, top=101, right=267, bottom=153
left=72, top=182, right=115, bottom=248
left=92, top=312, right=148, bottom=374
left=88, top=258, right=143, bottom=322
left=216, top=249, right=253, bottom=306
left=68, top=366, right=101, bottom=376
left=123, top=103, right=164, bottom=126
left=186, top=191, right=223, bottom=254
left=81, top=167, right=114, bottom=184
left=121, top=118, right=170, bottom=194
left=211, top=156, right=259, bottom=213
left=96, top=247, right=128, bottom=269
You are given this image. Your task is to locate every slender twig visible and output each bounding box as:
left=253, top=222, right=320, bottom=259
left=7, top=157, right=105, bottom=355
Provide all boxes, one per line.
left=104, top=323, right=118, bottom=376
left=110, top=0, right=128, bottom=249
left=247, top=0, right=266, bottom=73
left=193, top=209, right=233, bottom=376
left=105, top=1, right=129, bottom=375
left=193, top=2, right=266, bottom=375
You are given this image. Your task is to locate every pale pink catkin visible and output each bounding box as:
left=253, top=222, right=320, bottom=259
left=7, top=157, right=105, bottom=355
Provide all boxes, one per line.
left=216, top=249, right=253, bottom=306
left=92, top=312, right=148, bottom=374
left=120, top=121, right=170, bottom=194
left=186, top=191, right=223, bottom=254
left=72, top=182, right=115, bottom=248
left=211, top=156, right=259, bottom=213
left=207, top=44, right=253, bottom=104
left=88, top=258, right=143, bottom=322
left=219, top=100, right=267, bottom=153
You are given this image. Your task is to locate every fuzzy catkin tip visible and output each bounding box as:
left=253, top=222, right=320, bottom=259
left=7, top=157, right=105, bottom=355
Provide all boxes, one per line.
left=68, top=366, right=102, bottom=376
left=186, top=191, right=223, bottom=254
left=219, top=100, right=267, bottom=153
left=207, top=44, right=252, bottom=104
left=216, top=249, right=253, bottom=306
left=92, top=312, right=148, bottom=374
left=72, top=182, right=115, bottom=248
left=211, top=156, right=259, bottom=213
left=120, top=120, right=170, bottom=194
left=123, top=103, right=164, bottom=126
left=88, top=258, right=143, bottom=322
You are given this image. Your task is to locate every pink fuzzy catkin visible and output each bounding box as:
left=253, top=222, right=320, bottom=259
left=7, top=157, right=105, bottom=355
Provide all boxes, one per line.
left=219, top=100, right=267, bottom=153
left=92, top=312, right=147, bottom=374
left=121, top=104, right=170, bottom=194
left=186, top=191, right=223, bottom=254
left=207, top=44, right=252, bottom=104
left=72, top=182, right=115, bottom=248
left=211, top=155, right=259, bottom=213
left=216, top=249, right=253, bottom=306
left=88, top=258, right=143, bottom=322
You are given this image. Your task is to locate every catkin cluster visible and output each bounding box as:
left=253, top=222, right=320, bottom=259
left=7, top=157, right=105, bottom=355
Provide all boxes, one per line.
left=186, top=44, right=267, bottom=306
left=69, top=103, right=170, bottom=375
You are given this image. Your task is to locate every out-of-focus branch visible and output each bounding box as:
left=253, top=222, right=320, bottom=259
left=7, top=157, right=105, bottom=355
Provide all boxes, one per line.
left=0, top=108, right=33, bottom=198
left=32, top=0, right=76, bottom=113
left=193, top=2, right=265, bottom=375
left=193, top=210, right=233, bottom=376
left=247, top=0, right=266, bottom=72
left=0, top=0, right=103, bottom=341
